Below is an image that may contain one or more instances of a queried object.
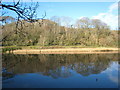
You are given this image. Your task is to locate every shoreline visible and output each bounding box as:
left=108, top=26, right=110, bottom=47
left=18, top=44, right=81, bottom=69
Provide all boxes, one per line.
left=7, top=48, right=119, bottom=54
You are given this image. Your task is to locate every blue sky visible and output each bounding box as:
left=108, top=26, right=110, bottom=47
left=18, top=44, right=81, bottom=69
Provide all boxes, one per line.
left=4, top=2, right=114, bottom=18
left=37, top=2, right=114, bottom=19
left=2, top=2, right=118, bottom=30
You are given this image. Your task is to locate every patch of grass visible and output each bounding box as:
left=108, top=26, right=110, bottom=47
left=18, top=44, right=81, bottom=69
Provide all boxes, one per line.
left=2, top=45, right=118, bottom=52
left=2, top=46, right=22, bottom=53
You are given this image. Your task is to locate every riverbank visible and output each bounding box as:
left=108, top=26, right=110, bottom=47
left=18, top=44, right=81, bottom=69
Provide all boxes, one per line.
left=6, top=48, right=119, bottom=54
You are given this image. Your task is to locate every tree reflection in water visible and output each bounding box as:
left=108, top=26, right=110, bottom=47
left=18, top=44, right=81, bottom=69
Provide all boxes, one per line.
left=2, top=54, right=118, bottom=79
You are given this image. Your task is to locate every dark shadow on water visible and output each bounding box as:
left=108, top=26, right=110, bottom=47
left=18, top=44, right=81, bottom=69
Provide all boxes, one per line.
left=2, top=54, right=118, bottom=79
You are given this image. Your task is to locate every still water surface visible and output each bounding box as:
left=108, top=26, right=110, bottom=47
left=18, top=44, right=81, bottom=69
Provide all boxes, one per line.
left=2, top=54, right=119, bottom=88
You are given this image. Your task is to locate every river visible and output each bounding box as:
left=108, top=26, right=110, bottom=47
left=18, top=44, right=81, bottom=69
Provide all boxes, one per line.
left=2, top=54, right=119, bottom=88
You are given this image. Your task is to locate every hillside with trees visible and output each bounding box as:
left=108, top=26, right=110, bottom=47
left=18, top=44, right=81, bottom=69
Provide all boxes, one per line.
left=1, top=16, right=118, bottom=47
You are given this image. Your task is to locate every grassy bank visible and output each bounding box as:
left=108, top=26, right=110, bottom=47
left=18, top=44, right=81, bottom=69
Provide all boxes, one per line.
left=1, top=46, right=118, bottom=54
left=2, top=45, right=118, bottom=49
left=2, top=46, right=22, bottom=53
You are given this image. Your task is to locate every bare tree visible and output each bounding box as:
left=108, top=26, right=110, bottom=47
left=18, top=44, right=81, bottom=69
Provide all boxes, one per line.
left=60, top=16, right=73, bottom=27
left=0, top=0, right=46, bottom=22
left=0, top=16, right=15, bottom=24
left=91, top=19, right=110, bottom=46
left=0, top=0, right=46, bottom=31
left=76, top=17, right=91, bottom=29
left=0, top=0, right=47, bottom=44
left=91, top=19, right=109, bottom=30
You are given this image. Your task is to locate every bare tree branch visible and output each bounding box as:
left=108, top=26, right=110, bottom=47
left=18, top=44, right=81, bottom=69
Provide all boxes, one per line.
left=0, top=0, right=45, bottom=23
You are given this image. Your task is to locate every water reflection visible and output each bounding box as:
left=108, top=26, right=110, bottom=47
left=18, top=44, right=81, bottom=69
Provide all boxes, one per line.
left=2, top=54, right=118, bottom=79
left=2, top=54, right=119, bottom=88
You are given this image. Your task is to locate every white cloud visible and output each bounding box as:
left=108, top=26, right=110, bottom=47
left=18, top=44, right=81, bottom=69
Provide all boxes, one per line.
left=109, top=2, right=118, bottom=12
left=109, top=74, right=118, bottom=84
left=92, top=13, right=118, bottom=30
left=79, top=16, right=86, bottom=19
left=101, top=62, right=118, bottom=84
left=92, top=2, right=118, bottom=30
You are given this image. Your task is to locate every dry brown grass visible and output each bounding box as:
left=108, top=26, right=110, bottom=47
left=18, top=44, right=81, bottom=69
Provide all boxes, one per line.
left=9, top=48, right=119, bottom=54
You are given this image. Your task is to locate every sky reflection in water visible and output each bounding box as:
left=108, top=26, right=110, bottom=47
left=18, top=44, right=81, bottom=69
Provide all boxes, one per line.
left=2, top=54, right=119, bottom=88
